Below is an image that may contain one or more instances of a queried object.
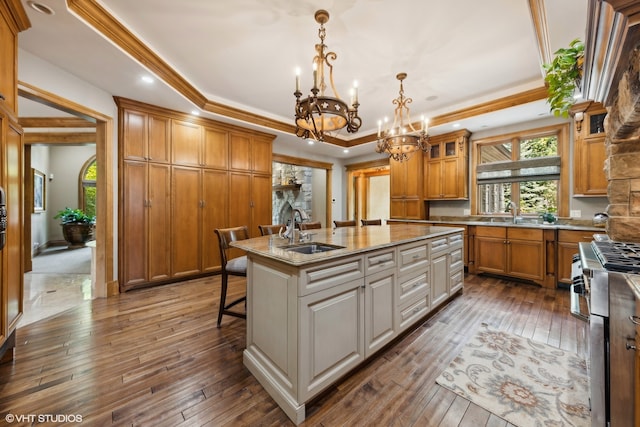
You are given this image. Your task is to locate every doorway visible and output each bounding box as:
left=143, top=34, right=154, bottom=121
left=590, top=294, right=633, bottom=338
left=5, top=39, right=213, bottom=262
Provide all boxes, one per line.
left=19, top=81, right=115, bottom=326
left=346, top=159, right=390, bottom=224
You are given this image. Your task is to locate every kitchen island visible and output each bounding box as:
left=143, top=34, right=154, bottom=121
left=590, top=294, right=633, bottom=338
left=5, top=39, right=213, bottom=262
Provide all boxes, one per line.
left=231, top=223, right=464, bottom=424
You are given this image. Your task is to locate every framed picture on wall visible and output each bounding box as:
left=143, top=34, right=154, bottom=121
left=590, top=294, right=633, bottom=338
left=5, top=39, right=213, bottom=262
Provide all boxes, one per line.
left=33, top=168, right=46, bottom=213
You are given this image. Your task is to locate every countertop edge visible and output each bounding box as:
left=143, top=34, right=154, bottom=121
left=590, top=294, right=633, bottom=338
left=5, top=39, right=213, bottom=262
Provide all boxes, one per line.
left=231, top=225, right=464, bottom=267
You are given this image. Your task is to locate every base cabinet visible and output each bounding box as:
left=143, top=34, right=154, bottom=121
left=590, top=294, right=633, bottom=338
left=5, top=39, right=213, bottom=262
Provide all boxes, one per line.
left=557, top=230, right=596, bottom=285
left=244, top=231, right=464, bottom=424
left=474, top=226, right=545, bottom=285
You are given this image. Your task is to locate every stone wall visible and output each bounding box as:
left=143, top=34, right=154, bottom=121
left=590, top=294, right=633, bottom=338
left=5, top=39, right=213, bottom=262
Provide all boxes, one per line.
left=605, top=46, right=640, bottom=241
left=272, top=163, right=313, bottom=226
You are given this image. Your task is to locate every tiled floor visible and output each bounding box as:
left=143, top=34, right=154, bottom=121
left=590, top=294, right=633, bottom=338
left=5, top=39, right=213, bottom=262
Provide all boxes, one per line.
left=20, top=246, right=93, bottom=327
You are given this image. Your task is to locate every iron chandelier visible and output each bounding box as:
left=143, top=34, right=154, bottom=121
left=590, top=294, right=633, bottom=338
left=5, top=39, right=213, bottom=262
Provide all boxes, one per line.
left=294, top=10, right=362, bottom=142
left=375, top=73, right=430, bottom=162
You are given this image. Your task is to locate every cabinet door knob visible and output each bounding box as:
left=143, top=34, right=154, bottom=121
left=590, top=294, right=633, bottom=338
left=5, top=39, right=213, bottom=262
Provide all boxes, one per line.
left=626, top=339, right=637, bottom=351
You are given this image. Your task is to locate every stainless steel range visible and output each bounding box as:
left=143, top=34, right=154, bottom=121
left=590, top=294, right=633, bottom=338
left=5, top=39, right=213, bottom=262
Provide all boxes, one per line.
left=571, top=236, right=637, bottom=427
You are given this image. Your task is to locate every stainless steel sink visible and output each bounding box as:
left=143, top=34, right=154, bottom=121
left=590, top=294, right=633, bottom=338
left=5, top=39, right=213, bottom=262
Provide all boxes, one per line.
left=279, top=243, right=345, bottom=254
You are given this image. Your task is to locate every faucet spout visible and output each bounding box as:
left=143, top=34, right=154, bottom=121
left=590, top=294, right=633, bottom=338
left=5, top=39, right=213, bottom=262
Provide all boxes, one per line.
left=509, top=202, right=519, bottom=223
left=286, top=208, right=309, bottom=243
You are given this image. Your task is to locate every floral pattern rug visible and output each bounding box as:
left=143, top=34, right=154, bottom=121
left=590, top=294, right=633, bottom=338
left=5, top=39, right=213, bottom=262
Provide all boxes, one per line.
left=436, top=323, right=591, bottom=427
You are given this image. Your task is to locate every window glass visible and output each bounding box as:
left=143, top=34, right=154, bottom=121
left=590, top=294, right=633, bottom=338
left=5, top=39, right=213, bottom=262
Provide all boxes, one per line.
left=476, top=132, right=561, bottom=215
left=81, top=158, right=97, bottom=218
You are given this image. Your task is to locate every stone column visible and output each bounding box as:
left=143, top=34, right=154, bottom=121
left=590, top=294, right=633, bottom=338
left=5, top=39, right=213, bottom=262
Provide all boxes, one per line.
left=605, top=46, right=640, bottom=241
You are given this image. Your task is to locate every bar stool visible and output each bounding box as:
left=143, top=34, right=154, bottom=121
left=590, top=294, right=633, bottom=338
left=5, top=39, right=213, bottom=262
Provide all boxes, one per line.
left=361, top=219, right=382, bottom=226
left=334, top=220, right=357, bottom=227
left=214, top=226, right=250, bottom=327
left=258, top=224, right=285, bottom=236
left=299, top=221, right=322, bottom=230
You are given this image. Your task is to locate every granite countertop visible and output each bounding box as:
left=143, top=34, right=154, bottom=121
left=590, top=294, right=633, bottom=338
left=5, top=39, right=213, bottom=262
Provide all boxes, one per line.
left=230, top=224, right=463, bottom=267
left=387, top=218, right=605, bottom=232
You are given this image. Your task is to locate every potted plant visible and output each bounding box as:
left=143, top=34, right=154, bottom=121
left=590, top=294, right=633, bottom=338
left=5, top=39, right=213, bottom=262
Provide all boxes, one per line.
left=543, top=38, right=585, bottom=118
left=54, top=207, right=95, bottom=248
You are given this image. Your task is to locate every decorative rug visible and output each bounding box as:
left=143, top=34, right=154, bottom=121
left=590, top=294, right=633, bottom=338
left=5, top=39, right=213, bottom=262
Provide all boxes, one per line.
left=436, top=323, right=591, bottom=427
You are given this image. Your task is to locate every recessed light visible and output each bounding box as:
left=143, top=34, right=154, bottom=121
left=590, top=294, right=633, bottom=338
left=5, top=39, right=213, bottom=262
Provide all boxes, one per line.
left=343, top=149, right=349, bottom=153
left=141, top=76, right=154, bottom=84
left=27, top=1, right=55, bottom=15
left=452, top=123, right=461, bottom=128
left=307, top=139, right=314, bottom=145
left=191, top=110, right=200, bottom=116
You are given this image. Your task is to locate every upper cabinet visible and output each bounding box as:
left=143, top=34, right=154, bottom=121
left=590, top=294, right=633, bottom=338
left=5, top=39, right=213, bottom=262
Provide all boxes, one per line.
left=390, top=153, right=425, bottom=219
left=571, top=101, right=607, bottom=197
left=121, top=109, right=171, bottom=163
left=424, top=130, right=470, bottom=200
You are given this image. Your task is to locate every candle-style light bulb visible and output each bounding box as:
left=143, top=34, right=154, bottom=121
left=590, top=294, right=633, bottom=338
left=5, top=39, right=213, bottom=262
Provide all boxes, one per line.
left=312, top=62, right=318, bottom=90
left=295, top=67, right=301, bottom=92
left=353, top=80, right=359, bottom=104
left=377, top=120, right=382, bottom=137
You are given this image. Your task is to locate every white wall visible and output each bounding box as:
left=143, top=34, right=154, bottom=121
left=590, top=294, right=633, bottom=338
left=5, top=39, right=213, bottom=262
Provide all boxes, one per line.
left=30, top=146, right=50, bottom=253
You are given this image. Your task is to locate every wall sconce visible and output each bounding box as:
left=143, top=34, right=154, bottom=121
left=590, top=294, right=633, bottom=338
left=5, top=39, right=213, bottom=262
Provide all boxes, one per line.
left=48, top=173, right=54, bottom=182
left=574, top=111, right=584, bottom=132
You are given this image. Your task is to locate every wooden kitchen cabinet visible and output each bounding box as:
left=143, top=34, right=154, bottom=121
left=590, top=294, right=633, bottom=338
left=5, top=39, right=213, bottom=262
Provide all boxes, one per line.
left=425, top=129, right=470, bottom=200
left=556, top=229, right=597, bottom=285
left=121, top=161, right=171, bottom=290
left=474, top=226, right=545, bottom=285
left=122, top=109, right=171, bottom=163
left=0, top=0, right=29, bottom=364
left=571, top=102, right=607, bottom=196
left=117, top=98, right=274, bottom=290
left=390, top=153, right=425, bottom=219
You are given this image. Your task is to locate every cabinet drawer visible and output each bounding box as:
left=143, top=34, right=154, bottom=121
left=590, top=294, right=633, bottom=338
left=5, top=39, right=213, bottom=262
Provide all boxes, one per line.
left=448, top=233, right=464, bottom=247
left=475, top=226, right=506, bottom=238
left=450, top=247, right=464, bottom=272
left=397, top=295, right=430, bottom=332
left=450, top=269, right=464, bottom=294
left=558, top=230, right=596, bottom=243
left=365, top=248, right=396, bottom=275
left=398, top=241, right=429, bottom=276
left=431, top=237, right=449, bottom=254
left=299, top=256, right=365, bottom=296
left=397, top=270, right=429, bottom=307
left=507, top=227, right=543, bottom=241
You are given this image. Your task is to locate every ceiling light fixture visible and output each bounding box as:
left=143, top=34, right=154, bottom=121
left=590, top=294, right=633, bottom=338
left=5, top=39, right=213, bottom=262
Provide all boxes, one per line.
left=375, top=73, right=429, bottom=162
left=294, top=10, right=362, bottom=142
left=27, top=1, right=55, bottom=15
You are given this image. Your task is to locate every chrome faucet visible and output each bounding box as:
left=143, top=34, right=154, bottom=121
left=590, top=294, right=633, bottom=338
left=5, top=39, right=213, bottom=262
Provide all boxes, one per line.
left=508, top=201, right=518, bottom=223
left=286, top=208, right=309, bottom=243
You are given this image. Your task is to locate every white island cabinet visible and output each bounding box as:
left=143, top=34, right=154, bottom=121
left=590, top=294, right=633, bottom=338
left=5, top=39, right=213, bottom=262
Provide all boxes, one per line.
left=231, top=224, right=464, bottom=424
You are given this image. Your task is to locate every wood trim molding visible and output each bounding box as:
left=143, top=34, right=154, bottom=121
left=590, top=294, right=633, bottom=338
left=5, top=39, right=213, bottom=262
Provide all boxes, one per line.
left=344, top=159, right=389, bottom=171
left=0, top=0, right=31, bottom=33
left=24, top=132, right=96, bottom=144
left=19, top=117, right=96, bottom=128
left=346, top=87, right=548, bottom=147
left=272, top=153, right=333, bottom=170
left=528, top=0, right=552, bottom=72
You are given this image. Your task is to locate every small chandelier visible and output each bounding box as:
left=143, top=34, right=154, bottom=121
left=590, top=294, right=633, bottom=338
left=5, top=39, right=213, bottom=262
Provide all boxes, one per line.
left=294, top=10, right=362, bottom=142
left=375, top=73, right=430, bottom=162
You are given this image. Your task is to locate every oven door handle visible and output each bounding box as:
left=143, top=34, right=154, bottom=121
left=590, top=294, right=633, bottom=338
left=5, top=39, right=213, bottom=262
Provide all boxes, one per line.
left=570, top=283, right=589, bottom=322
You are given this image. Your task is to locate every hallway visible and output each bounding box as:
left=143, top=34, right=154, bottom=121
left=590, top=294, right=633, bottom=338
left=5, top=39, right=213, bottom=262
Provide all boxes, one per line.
left=20, top=246, right=92, bottom=327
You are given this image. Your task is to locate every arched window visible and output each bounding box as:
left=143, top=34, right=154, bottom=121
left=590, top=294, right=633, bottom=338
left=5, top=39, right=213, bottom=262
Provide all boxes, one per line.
left=80, top=156, right=97, bottom=219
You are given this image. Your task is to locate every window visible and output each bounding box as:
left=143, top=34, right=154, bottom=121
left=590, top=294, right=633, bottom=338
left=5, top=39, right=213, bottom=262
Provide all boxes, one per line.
left=472, top=124, right=569, bottom=217
left=80, top=156, right=97, bottom=218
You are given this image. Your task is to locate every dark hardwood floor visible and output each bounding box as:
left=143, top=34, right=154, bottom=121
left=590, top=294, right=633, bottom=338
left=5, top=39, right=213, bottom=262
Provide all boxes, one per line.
left=0, top=273, right=587, bottom=426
